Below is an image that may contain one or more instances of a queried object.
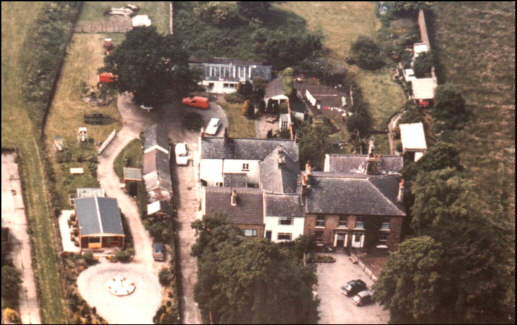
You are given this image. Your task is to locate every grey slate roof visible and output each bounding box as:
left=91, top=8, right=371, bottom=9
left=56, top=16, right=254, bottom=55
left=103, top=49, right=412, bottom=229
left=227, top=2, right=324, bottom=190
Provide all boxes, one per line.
left=76, top=197, right=124, bottom=236
left=326, top=154, right=403, bottom=175
left=223, top=173, right=248, bottom=188
left=123, top=167, right=142, bottom=181
left=304, top=173, right=405, bottom=216
left=144, top=124, right=169, bottom=152
left=204, top=187, right=263, bottom=225
left=201, top=138, right=299, bottom=162
left=143, top=150, right=170, bottom=177
left=265, top=76, right=285, bottom=99
left=295, top=78, right=345, bottom=108
left=259, top=146, right=299, bottom=194
left=265, top=193, right=304, bottom=217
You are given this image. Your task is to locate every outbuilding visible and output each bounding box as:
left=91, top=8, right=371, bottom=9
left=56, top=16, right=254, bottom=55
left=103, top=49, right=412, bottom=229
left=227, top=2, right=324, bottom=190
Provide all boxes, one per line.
left=399, top=122, right=427, bottom=161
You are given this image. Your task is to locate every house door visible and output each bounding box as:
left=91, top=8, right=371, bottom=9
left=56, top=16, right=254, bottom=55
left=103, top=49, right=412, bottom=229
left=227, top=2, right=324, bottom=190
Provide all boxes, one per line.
left=265, top=231, right=272, bottom=240
left=334, top=233, right=347, bottom=248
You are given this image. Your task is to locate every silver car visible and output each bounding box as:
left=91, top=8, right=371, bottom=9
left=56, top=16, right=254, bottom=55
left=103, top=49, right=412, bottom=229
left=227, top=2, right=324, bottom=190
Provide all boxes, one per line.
left=205, top=118, right=221, bottom=136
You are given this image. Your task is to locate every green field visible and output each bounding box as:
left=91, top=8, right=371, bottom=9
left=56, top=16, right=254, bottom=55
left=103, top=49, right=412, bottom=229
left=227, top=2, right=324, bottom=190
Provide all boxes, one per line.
left=275, top=2, right=406, bottom=153
left=430, top=2, right=515, bottom=216
left=79, top=1, right=170, bottom=35
left=1, top=2, right=68, bottom=323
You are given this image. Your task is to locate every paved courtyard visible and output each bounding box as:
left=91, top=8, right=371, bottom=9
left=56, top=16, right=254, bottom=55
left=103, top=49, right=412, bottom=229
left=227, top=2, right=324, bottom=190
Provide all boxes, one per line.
left=77, top=262, right=163, bottom=324
left=316, top=253, right=389, bottom=324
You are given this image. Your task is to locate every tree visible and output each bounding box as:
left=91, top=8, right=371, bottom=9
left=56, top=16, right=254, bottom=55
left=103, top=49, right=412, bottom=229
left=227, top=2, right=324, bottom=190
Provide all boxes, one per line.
left=348, top=36, right=385, bottom=70
left=282, top=67, right=296, bottom=99
left=183, top=112, right=204, bottom=131
left=346, top=104, right=372, bottom=140
left=374, top=236, right=446, bottom=323
left=195, top=2, right=241, bottom=26
left=237, top=80, right=253, bottom=99
left=297, top=122, right=338, bottom=170
left=103, top=26, right=199, bottom=107
left=192, top=217, right=319, bottom=324
left=1, top=265, right=22, bottom=308
left=413, top=51, right=434, bottom=78
left=237, top=1, right=270, bottom=21
left=431, top=84, right=470, bottom=136
left=241, top=99, right=254, bottom=119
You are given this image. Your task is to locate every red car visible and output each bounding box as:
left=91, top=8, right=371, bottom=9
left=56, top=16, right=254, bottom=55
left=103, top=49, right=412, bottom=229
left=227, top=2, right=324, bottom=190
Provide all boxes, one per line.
left=182, top=96, right=210, bottom=110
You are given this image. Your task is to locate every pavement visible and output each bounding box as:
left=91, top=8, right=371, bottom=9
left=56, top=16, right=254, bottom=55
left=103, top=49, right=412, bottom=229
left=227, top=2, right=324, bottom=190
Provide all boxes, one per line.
left=1, top=153, right=42, bottom=325
left=316, top=253, right=389, bottom=324
left=387, top=112, right=403, bottom=155
left=58, top=210, right=80, bottom=253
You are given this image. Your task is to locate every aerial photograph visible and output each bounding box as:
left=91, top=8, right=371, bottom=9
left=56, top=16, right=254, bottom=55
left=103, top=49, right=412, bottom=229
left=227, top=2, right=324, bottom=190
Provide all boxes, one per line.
left=1, top=1, right=515, bottom=324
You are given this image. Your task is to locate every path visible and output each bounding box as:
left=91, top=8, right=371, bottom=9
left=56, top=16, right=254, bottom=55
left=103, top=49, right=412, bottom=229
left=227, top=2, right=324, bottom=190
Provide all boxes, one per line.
left=1, top=153, right=42, bottom=325
left=387, top=112, right=403, bottom=155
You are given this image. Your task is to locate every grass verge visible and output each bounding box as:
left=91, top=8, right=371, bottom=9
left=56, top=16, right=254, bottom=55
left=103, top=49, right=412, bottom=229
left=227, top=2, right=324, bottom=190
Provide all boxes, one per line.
left=2, top=2, right=69, bottom=323
left=216, top=99, right=256, bottom=138
left=114, top=139, right=144, bottom=180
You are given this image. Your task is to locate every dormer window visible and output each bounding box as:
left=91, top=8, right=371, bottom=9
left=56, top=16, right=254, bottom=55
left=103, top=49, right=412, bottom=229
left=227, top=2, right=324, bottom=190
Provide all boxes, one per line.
left=242, top=163, right=249, bottom=171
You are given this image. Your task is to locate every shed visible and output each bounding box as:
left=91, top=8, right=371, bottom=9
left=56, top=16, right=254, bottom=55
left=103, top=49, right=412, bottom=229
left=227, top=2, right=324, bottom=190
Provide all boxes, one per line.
left=147, top=200, right=172, bottom=217
left=399, top=122, right=427, bottom=155
left=123, top=167, right=143, bottom=182
left=132, top=15, right=151, bottom=27
left=75, top=197, right=125, bottom=250
left=70, top=168, right=84, bottom=175
left=411, top=77, right=437, bottom=100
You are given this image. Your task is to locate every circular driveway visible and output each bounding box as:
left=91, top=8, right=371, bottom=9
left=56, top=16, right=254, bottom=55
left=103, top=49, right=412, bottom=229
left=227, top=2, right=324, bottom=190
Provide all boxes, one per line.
left=77, top=262, right=162, bottom=324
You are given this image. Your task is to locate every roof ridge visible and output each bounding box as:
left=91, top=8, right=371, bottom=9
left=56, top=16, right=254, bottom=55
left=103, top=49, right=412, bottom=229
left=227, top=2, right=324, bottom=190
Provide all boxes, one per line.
left=94, top=196, right=104, bottom=233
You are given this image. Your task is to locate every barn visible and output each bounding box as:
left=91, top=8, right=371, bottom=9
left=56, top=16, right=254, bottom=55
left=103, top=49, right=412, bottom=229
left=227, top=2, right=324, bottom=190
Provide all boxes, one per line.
left=76, top=197, right=125, bottom=250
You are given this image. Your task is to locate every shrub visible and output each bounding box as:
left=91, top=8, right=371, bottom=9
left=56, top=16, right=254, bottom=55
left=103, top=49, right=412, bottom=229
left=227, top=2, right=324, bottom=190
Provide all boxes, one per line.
left=241, top=99, right=254, bottom=119
left=313, top=255, right=336, bottom=263
left=349, top=36, right=385, bottom=70
left=114, top=249, right=134, bottom=263
left=195, top=2, right=241, bottom=26
left=413, top=52, right=434, bottom=78
left=3, top=308, right=21, bottom=324
left=224, top=92, right=245, bottom=104
left=1, top=265, right=22, bottom=308
left=182, top=112, right=204, bottom=131
left=82, top=252, right=97, bottom=266
left=159, top=268, right=173, bottom=286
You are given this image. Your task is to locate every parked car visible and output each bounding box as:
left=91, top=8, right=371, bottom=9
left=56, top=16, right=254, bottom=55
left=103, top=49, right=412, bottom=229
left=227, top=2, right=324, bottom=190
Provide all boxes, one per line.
left=341, top=279, right=367, bottom=297
left=205, top=118, right=221, bottom=136
left=152, top=242, right=166, bottom=261
left=175, top=143, right=189, bottom=166
left=182, top=96, right=210, bottom=110
left=352, top=290, right=374, bottom=306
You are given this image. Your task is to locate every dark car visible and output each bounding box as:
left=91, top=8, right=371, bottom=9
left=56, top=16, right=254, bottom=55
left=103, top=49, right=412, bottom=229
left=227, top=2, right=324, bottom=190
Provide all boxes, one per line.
left=152, top=242, right=166, bottom=261
left=341, top=279, right=367, bottom=297
left=353, top=290, right=374, bottom=306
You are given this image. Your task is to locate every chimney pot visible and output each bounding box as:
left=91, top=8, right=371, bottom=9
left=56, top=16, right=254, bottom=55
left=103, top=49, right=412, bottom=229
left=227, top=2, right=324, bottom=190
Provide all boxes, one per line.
left=397, top=179, right=405, bottom=202
left=231, top=190, right=238, bottom=206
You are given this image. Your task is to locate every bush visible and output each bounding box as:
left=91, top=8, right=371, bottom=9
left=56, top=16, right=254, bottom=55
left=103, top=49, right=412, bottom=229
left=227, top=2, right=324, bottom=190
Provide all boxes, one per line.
left=349, top=36, right=385, bottom=70
left=399, top=105, right=423, bottom=124
left=224, top=92, right=245, bottom=104
left=413, top=52, right=434, bottom=78
left=1, top=265, right=22, bottom=308
left=313, top=255, right=336, bottom=263
left=182, top=112, right=204, bottom=131
left=195, top=2, right=241, bottom=26
left=114, top=248, right=134, bottom=263
left=82, top=252, right=98, bottom=266
left=159, top=268, right=173, bottom=286
left=241, top=99, right=254, bottom=119
left=3, top=308, right=21, bottom=324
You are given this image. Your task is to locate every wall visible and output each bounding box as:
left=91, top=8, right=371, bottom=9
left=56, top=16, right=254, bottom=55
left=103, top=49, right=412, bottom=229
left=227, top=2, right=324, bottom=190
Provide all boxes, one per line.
left=222, top=159, right=260, bottom=185
left=236, top=224, right=264, bottom=239
left=199, top=159, right=223, bottom=185
left=264, top=215, right=305, bottom=242
left=200, top=80, right=239, bottom=94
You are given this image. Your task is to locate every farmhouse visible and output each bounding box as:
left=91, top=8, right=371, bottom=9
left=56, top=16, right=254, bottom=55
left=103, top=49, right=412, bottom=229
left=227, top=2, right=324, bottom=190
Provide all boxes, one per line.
left=399, top=122, right=427, bottom=161
left=75, top=197, right=125, bottom=250
left=189, top=57, right=272, bottom=94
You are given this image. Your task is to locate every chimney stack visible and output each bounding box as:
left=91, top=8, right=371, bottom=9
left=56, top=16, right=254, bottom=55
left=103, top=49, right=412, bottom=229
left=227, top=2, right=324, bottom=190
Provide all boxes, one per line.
left=305, top=161, right=313, bottom=176
left=277, top=149, right=286, bottom=167
left=368, top=138, right=375, bottom=155
left=230, top=190, right=238, bottom=206
left=397, top=179, right=405, bottom=203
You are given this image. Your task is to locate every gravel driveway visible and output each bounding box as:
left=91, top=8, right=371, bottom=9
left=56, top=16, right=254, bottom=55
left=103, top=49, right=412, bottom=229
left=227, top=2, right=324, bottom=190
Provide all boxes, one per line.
left=316, top=253, right=389, bottom=324
left=1, top=153, right=42, bottom=325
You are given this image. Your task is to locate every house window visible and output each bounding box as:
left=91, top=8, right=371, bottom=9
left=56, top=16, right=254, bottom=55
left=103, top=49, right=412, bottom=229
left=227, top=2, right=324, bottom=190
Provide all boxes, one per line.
left=281, top=121, right=288, bottom=130
left=223, top=83, right=230, bottom=88
left=242, top=163, right=249, bottom=171
left=279, top=217, right=293, bottom=225
left=316, top=216, right=325, bottom=227
left=89, top=237, right=101, bottom=243
left=215, top=182, right=223, bottom=187
left=313, top=230, right=324, bottom=241
left=355, top=217, right=364, bottom=229
left=354, top=232, right=362, bottom=243
left=243, top=229, right=257, bottom=237
left=208, top=82, right=214, bottom=89
left=380, top=218, right=391, bottom=231
left=277, top=233, right=292, bottom=241
left=378, top=232, right=389, bottom=243
left=338, top=216, right=348, bottom=227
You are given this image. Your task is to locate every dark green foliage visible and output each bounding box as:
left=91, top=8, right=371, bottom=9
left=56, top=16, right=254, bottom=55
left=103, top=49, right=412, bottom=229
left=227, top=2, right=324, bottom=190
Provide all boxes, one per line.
left=413, top=52, right=434, bottom=78
left=237, top=81, right=253, bottom=99
left=237, top=1, right=271, bottom=21
left=431, top=84, right=470, bottom=136
left=183, top=112, right=204, bottom=131
left=399, top=104, right=423, bottom=124
left=374, top=236, right=445, bottom=323
left=224, top=92, right=245, bottom=104
left=103, top=26, right=199, bottom=107
left=192, top=217, right=319, bottom=324
left=297, top=121, right=339, bottom=170
left=21, top=1, right=83, bottom=129
left=195, top=2, right=241, bottom=26
left=282, top=67, right=295, bottom=98
left=348, top=36, right=385, bottom=70
left=114, top=248, right=134, bottom=263
left=1, top=265, right=22, bottom=308
left=82, top=252, right=97, bottom=266
left=379, top=1, right=431, bottom=20
left=346, top=104, right=372, bottom=140
left=159, top=268, right=173, bottom=286
left=297, top=58, right=346, bottom=86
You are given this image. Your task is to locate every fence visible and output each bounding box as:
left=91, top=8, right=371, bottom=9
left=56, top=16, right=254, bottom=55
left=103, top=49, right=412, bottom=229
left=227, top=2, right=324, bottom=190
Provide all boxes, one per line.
left=98, top=129, right=118, bottom=155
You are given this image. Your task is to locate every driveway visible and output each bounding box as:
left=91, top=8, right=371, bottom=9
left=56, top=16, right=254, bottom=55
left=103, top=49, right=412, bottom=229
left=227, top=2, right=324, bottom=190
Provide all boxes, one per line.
left=1, top=153, right=42, bottom=324
left=316, top=254, right=389, bottom=324
left=161, top=101, right=227, bottom=324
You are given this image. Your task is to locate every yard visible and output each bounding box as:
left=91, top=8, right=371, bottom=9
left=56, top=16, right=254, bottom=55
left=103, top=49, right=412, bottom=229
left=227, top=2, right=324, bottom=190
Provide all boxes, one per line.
left=430, top=2, right=515, bottom=216
left=275, top=2, right=406, bottom=154
left=114, top=138, right=144, bottom=180
left=44, top=33, right=122, bottom=209
left=1, top=2, right=68, bottom=323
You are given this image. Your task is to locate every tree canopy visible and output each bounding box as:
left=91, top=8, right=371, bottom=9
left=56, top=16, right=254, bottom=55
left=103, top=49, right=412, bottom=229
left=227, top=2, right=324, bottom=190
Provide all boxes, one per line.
left=1, top=265, right=22, bottom=308
left=413, top=51, right=434, bottom=78
left=192, top=217, right=319, bottom=324
left=348, top=36, right=385, bottom=70
left=431, top=84, right=470, bottom=137
left=237, top=1, right=271, bottom=21
left=297, top=120, right=340, bottom=170
left=103, top=26, right=199, bottom=107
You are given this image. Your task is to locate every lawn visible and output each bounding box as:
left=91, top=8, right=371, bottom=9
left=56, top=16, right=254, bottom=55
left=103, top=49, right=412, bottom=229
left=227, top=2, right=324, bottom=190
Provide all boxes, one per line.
left=1, top=2, right=68, bottom=323
left=44, top=33, right=122, bottom=209
left=79, top=1, right=170, bottom=35
left=430, top=2, right=515, bottom=216
left=114, top=139, right=144, bottom=180
left=216, top=98, right=256, bottom=138
left=275, top=2, right=406, bottom=154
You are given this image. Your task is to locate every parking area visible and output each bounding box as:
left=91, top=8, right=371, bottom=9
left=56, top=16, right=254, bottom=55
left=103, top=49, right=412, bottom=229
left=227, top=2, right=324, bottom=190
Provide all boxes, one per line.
left=316, top=253, right=389, bottom=324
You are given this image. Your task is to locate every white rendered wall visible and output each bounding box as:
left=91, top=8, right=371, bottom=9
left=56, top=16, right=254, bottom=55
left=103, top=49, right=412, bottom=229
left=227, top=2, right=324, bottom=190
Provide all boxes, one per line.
left=199, top=159, right=223, bottom=185
left=222, top=160, right=260, bottom=185
left=264, top=216, right=305, bottom=242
